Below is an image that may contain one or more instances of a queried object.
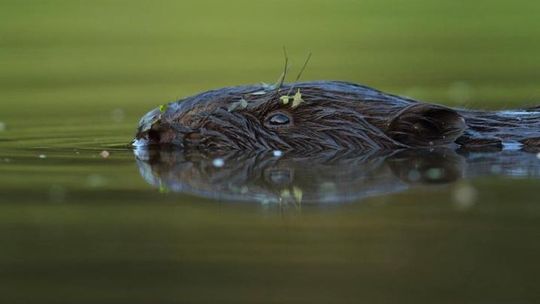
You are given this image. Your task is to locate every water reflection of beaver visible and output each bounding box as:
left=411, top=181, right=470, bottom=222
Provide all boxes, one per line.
left=135, top=149, right=461, bottom=204
left=134, top=149, right=540, bottom=204
left=133, top=81, right=540, bottom=152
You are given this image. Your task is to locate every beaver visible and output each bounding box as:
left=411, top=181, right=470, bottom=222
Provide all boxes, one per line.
left=133, top=81, right=540, bottom=152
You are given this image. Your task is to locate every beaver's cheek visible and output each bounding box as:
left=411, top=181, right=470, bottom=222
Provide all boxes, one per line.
left=183, top=132, right=202, bottom=148
left=158, top=129, right=177, bottom=145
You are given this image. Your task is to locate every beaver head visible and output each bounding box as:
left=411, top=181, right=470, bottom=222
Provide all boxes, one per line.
left=133, top=81, right=466, bottom=152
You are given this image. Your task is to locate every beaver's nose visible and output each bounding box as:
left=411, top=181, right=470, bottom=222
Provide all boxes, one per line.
left=133, top=107, right=162, bottom=147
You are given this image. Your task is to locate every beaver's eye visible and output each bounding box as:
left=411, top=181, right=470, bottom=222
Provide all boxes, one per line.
left=264, top=111, right=293, bottom=128
left=269, top=114, right=290, bottom=124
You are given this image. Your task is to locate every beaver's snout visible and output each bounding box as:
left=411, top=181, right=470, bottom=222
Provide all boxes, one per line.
left=133, top=107, right=183, bottom=147
left=133, top=107, right=161, bottom=146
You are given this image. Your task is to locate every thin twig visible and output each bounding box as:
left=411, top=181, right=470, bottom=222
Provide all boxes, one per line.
left=275, top=46, right=289, bottom=91
left=294, top=52, right=312, bottom=82
left=286, top=52, right=312, bottom=96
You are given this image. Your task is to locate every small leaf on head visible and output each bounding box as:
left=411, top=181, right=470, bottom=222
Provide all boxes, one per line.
left=291, top=89, right=304, bottom=108
left=280, top=95, right=291, bottom=105
left=260, top=82, right=277, bottom=91
left=227, top=98, right=249, bottom=112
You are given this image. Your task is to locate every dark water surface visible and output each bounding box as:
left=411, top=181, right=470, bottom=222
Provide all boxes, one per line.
left=1, top=122, right=540, bottom=303
left=3, top=0, right=540, bottom=302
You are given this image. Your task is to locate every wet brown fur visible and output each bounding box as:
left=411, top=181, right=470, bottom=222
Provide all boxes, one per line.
left=134, top=81, right=540, bottom=152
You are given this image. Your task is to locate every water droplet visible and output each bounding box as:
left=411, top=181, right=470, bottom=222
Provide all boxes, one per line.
left=272, top=150, right=283, bottom=157
left=100, top=150, right=110, bottom=158
left=425, top=168, right=444, bottom=180
left=452, top=183, right=478, bottom=211
left=212, top=158, right=225, bottom=168
left=240, top=186, right=249, bottom=194
left=38, top=154, right=47, bottom=159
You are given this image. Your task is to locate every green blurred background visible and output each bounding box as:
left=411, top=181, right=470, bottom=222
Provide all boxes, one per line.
left=2, top=0, right=540, bottom=128
left=2, top=1, right=540, bottom=303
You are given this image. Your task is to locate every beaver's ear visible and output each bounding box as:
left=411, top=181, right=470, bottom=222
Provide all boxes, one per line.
left=386, top=104, right=466, bottom=147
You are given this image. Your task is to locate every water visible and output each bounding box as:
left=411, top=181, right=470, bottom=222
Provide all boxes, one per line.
left=1, top=120, right=540, bottom=304
left=2, top=0, right=540, bottom=303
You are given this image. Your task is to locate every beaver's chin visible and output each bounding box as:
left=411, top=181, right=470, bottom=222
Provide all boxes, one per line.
left=132, top=131, right=169, bottom=147
left=132, top=133, right=185, bottom=149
